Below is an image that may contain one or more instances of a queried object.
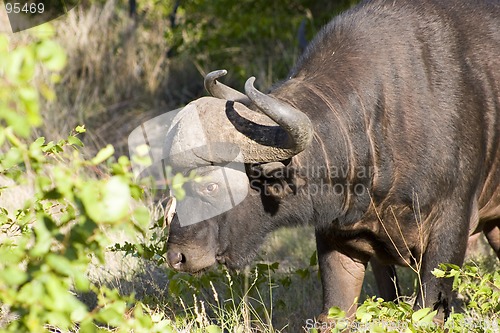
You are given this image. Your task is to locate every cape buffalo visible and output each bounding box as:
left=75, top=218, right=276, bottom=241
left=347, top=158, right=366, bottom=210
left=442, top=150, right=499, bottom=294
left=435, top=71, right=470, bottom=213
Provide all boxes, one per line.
left=164, top=0, right=500, bottom=321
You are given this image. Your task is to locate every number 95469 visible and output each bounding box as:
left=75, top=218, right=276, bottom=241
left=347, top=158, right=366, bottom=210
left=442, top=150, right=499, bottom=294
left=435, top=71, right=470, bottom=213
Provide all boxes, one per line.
left=5, top=2, right=45, bottom=14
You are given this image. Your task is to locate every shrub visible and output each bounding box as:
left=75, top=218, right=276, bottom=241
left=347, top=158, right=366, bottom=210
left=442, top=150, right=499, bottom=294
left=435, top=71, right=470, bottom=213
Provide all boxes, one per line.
left=305, top=262, right=500, bottom=333
left=0, top=26, right=176, bottom=332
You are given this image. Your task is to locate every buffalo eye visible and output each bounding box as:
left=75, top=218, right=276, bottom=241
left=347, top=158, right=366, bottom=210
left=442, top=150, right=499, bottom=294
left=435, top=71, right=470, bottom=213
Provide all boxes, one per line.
left=204, top=182, right=218, bottom=194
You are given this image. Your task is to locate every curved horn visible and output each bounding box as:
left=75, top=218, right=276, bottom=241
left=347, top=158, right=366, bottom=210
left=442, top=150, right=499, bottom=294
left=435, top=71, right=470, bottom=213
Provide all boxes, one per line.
left=244, top=77, right=313, bottom=160
left=204, top=70, right=250, bottom=105
left=164, top=196, right=176, bottom=226
left=167, top=75, right=313, bottom=165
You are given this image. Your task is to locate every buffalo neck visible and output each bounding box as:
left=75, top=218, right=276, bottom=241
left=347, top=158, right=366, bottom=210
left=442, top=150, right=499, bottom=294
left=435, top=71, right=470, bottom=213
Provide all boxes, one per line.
left=270, top=77, right=378, bottom=227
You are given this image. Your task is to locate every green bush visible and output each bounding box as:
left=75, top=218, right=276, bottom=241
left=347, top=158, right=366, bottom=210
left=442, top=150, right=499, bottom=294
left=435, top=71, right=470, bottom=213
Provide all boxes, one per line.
left=0, top=26, right=177, bottom=332
left=167, top=0, right=361, bottom=86
left=0, top=25, right=65, bottom=139
left=307, top=262, right=499, bottom=333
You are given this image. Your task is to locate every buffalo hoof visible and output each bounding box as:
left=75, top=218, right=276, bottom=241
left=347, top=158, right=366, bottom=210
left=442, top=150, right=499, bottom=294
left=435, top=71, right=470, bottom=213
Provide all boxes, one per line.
left=314, top=313, right=349, bottom=333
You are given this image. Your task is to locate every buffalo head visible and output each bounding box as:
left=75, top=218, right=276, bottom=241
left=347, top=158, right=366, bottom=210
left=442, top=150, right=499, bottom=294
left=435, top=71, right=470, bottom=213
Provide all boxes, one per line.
left=164, top=70, right=314, bottom=272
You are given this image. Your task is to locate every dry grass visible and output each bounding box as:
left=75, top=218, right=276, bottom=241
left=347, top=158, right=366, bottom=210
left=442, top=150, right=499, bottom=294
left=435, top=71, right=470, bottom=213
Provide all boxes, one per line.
left=48, top=2, right=159, bottom=147
left=9, top=0, right=203, bottom=157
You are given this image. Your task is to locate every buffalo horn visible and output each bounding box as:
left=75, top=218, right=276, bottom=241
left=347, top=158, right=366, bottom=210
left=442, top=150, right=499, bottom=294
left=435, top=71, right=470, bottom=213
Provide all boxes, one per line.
left=164, top=196, right=176, bottom=226
left=204, top=70, right=250, bottom=105
left=243, top=77, right=313, bottom=161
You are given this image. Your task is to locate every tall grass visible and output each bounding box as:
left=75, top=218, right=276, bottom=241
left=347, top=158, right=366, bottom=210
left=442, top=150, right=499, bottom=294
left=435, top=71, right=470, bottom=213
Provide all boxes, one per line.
left=31, top=0, right=307, bottom=156
left=21, top=0, right=192, bottom=155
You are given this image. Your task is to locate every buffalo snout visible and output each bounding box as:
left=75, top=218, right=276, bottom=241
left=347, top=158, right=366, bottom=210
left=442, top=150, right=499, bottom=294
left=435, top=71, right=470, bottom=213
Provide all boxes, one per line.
left=167, top=250, right=185, bottom=270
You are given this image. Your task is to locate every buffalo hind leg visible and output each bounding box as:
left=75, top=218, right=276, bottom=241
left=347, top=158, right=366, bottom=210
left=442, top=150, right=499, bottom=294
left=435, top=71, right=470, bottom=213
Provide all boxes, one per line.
left=483, top=219, right=500, bottom=259
left=370, top=258, right=400, bottom=302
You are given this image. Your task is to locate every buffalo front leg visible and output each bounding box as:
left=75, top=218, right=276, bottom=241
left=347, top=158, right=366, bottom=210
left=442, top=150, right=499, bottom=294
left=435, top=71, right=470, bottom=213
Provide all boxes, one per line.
left=315, top=230, right=367, bottom=320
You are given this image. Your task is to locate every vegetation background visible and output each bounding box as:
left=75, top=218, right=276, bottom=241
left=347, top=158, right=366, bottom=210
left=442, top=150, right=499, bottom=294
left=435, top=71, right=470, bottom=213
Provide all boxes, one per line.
left=0, top=0, right=498, bottom=332
left=29, top=0, right=360, bottom=155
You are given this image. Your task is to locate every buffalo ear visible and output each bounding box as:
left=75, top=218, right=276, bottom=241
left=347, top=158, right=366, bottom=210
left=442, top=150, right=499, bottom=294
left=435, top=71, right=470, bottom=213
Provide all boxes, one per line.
left=247, top=162, right=286, bottom=178
left=259, top=162, right=287, bottom=177
left=249, top=162, right=306, bottom=198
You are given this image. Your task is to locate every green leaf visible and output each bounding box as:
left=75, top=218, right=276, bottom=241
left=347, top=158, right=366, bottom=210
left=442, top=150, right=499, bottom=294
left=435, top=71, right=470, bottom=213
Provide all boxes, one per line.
left=445, top=263, right=461, bottom=271
left=411, top=308, right=436, bottom=323
left=67, top=135, right=84, bottom=147
left=0, top=267, right=28, bottom=286
left=44, top=277, right=72, bottom=312
left=78, top=318, right=97, bottom=333
left=309, top=250, right=318, bottom=266
left=2, top=147, right=22, bottom=169
left=494, top=271, right=500, bottom=288
left=80, top=177, right=132, bottom=224
left=45, top=311, right=72, bottom=329
left=0, top=34, right=8, bottom=52
left=133, top=206, right=150, bottom=228
left=30, top=215, right=53, bottom=256
left=206, top=325, right=223, bottom=333
left=46, top=254, right=74, bottom=277
left=32, top=136, right=45, bottom=146
left=295, top=268, right=310, bottom=279
left=36, top=39, right=67, bottom=71
left=73, top=271, right=91, bottom=292
left=102, top=176, right=131, bottom=222
left=75, top=125, right=86, bottom=133
left=19, top=86, right=41, bottom=126
left=31, top=23, right=55, bottom=38
left=4, top=111, right=30, bottom=137
left=371, top=324, right=386, bottom=333
left=80, top=181, right=104, bottom=222
left=171, top=173, right=187, bottom=200
left=17, top=278, right=44, bottom=304
left=19, top=49, right=36, bottom=81
left=327, top=306, right=346, bottom=320
left=39, top=83, right=56, bottom=101
left=431, top=268, right=446, bottom=278
left=356, top=303, right=374, bottom=323
left=4, top=48, right=24, bottom=82
left=91, top=144, right=115, bottom=165
left=278, top=276, right=292, bottom=288
left=0, top=128, right=5, bottom=146
left=134, top=144, right=150, bottom=157
left=96, top=302, right=127, bottom=326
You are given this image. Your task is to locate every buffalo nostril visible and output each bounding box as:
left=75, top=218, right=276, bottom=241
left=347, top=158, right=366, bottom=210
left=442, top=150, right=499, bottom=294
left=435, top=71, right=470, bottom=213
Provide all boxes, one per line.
left=167, top=250, right=185, bottom=268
